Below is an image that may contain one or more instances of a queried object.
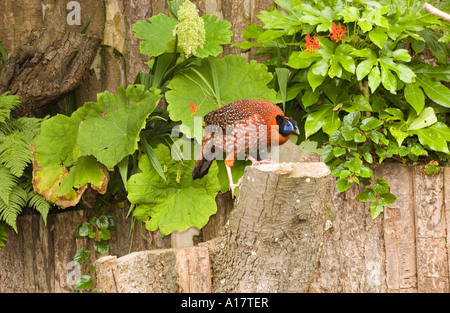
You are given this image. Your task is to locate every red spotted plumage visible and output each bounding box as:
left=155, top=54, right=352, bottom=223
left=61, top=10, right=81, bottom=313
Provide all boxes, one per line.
left=192, top=99, right=299, bottom=197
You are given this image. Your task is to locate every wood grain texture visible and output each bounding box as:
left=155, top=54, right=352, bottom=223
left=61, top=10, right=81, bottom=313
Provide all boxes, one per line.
left=206, top=162, right=332, bottom=293
left=94, top=247, right=211, bottom=293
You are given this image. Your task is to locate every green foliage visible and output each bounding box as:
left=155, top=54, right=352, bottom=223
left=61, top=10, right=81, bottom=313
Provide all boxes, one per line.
left=166, top=55, right=277, bottom=141
left=74, top=214, right=117, bottom=253
left=134, top=10, right=231, bottom=59
left=235, top=0, right=450, bottom=218
left=72, top=214, right=117, bottom=291
left=128, top=143, right=220, bottom=235
left=31, top=85, right=160, bottom=208
left=76, top=85, right=161, bottom=169
left=0, top=93, right=51, bottom=247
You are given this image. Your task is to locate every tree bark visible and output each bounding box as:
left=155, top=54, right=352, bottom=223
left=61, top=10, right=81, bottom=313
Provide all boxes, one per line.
left=0, top=31, right=101, bottom=117
left=94, top=246, right=211, bottom=293
left=203, top=162, right=332, bottom=292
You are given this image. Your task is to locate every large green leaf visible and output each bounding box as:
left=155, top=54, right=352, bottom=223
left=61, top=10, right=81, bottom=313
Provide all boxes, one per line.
left=133, top=13, right=179, bottom=58
left=32, top=85, right=159, bottom=208
left=32, top=112, right=109, bottom=208
left=76, top=85, right=161, bottom=169
left=127, top=144, right=220, bottom=235
left=166, top=55, right=276, bottom=141
left=194, top=14, right=232, bottom=58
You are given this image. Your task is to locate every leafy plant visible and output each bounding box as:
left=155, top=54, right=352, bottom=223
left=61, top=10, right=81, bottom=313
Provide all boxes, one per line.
left=166, top=55, right=277, bottom=142
left=0, top=92, right=51, bottom=248
left=235, top=0, right=450, bottom=218
left=31, top=85, right=161, bottom=208
left=71, top=214, right=117, bottom=291
left=124, top=0, right=276, bottom=231
left=128, top=143, right=220, bottom=235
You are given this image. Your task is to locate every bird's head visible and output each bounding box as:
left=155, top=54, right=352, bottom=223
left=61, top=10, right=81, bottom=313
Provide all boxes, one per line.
left=276, top=115, right=300, bottom=137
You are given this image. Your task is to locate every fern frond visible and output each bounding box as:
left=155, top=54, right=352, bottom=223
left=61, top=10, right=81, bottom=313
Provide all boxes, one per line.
left=13, top=117, right=43, bottom=141
left=0, top=166, right=19, bottom=204
left=21, top=180, right=51, bottom=226
left=28, top=192, right=51, bottom=226
left=0, top=132, right=33, bottom=177
left=0, top=185, right=27, bottom=233
left=0, top=221, right=8, bottom=250
left=0, top=92, right=21, bottom=124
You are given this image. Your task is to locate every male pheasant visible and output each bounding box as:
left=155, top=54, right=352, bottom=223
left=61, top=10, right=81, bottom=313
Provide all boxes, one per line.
left=192, top=99, right=299, bottom=197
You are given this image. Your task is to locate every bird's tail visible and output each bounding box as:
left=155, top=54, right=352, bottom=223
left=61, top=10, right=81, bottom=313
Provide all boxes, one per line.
left=192, top=157, right=214, bottom=180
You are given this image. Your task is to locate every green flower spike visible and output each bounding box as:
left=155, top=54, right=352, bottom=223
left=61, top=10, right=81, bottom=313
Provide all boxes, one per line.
left=173, top=0, right=206, bottom=56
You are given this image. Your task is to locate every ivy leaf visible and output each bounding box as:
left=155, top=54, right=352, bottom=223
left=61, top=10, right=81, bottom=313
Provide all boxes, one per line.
left=336, top=177, right=352, bottom=192
left=74, top=248, right=90, bottom=264
left=378, top=193, right=397, bottom=206
left=373, top=178, right=390, bottom=194
left=76, top=86, right=161, bottom=169
left=356, top=188, right=376, bottom=202
left=98, top=228, right=111, bottom=241
left=96, top=215, right=110, bottom=228
left=166, top=55, right=276, bottom=141
left=343, top=111, right=361, bottom=127
left=133, top=13, right=179, bottom=58
left=127, top=144, right=220, bottom=235
left=360, top=117, right=382, bottom=131
left=93, top=240, right=109, bottom=254
left=370, top=201, right=384, bottom=219
left=74, top=275, right=93, bottom=290
left=389, top=122, right=409, bottom=146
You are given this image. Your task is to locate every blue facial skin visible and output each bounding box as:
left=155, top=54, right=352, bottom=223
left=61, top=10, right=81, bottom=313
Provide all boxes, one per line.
left=277, top=117, right=299, bottom=137
left=282, top=120, right=295, bottom=135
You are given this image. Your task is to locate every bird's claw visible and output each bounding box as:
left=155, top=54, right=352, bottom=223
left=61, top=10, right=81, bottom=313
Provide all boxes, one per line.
left=247, top=155, right=273, bottom=166
left=229, top=177, right=244, bottom=198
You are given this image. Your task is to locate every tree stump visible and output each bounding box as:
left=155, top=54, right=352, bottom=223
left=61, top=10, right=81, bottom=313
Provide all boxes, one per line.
left=204, top=162, right=332, bottom=292
left=93, top=162, right=332, bottom=293
left=93, top=247, right=211, bottom=293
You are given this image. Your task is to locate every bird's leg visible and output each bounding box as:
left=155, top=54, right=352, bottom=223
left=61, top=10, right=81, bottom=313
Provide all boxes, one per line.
left=226, top=164, right=243, bottom=198
left=247, top=154, right=273, bottom=166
